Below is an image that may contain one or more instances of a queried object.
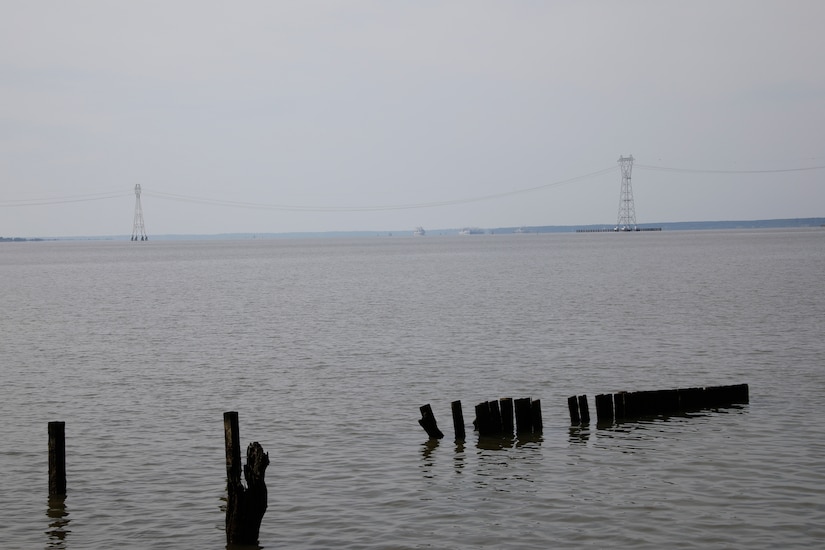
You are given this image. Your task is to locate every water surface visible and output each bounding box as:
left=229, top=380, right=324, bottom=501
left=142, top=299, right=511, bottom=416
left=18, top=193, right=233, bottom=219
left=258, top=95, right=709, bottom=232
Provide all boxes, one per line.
left=1, top=229, right=824, bottom=548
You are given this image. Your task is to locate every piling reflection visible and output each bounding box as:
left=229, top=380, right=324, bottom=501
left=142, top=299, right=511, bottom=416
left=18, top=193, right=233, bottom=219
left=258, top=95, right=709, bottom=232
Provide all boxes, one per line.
left=453, top=441, right=465, bottom=474
left=515, top=433, right=543, bottom=448
left=568, top=425, right=591, bottom=444
left=475, top=433, right=543, bottom=450
left=45, top=495, right=70, bottom=549
left=421, top=438, right=439, bottom=459
left=420, top=439, right=439, bottom=478
left=476, top=435, right=515, bottom=451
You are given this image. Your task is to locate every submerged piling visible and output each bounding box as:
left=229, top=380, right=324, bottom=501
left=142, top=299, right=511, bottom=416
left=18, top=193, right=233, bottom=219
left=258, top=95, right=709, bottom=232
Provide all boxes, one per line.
left=578, top=395, right=590, bottom=424
left=595, top=393, right=614, bottom=423
left=514, top=397, right=533, bottom=434
left=474, top=401, right=493, bottom=436
left=48, top=421, right=66, bottom=496
left=500, top=397, right=514, bottom=436
left=568, top=396, right=580, bottom=425
left=451, top=400, right=466, bottom=441
left=530, top=399, right=543, bottom=434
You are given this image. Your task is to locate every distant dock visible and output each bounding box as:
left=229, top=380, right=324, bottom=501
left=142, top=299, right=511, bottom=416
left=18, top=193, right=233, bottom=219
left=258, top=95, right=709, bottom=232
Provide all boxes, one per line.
left=576, top=227, right=662, bottom=233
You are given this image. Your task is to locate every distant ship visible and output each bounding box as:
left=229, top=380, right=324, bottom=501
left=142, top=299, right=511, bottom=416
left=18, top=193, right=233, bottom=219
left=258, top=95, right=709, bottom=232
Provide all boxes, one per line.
left=459, top=227, right=484, bottom=235
left=514, top=227, right=528, bottom=234
left=413, top=226, right=426, bottom=236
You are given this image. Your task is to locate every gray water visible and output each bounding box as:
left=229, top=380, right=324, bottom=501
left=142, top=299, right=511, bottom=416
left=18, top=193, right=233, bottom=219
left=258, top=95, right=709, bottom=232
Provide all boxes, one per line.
left=1, top=229, right=824, bottom=549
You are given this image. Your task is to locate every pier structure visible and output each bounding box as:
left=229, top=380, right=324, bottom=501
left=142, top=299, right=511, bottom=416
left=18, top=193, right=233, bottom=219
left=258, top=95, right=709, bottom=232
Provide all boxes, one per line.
left=131, top=184, right=148, bottom=241
left=615, top=155, right=637, bottom=231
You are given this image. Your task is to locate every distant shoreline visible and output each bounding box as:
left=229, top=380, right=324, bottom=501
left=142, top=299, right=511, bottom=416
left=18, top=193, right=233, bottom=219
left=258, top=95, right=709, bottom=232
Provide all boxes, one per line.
left=3, top=217, right=824, bottom=242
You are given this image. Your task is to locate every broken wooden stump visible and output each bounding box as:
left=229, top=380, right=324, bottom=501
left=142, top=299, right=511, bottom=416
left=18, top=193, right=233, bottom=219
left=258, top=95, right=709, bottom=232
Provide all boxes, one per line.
left=418, top=404, right=444, bottom=439
left=223, top=411, right=269, bottom=546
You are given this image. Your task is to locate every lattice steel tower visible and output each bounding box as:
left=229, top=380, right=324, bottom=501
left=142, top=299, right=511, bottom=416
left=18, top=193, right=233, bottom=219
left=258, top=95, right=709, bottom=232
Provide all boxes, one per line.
left=131, top=184, right=148, bottom=241
left=615, top=155, right=637, bottom=231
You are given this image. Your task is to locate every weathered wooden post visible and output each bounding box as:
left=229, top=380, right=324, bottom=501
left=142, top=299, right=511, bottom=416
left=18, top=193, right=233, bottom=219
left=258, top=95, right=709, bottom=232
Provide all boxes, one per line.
left=499, top=397, right=514, bottom=435
left=731, top=383, right=749, bottom=404
left=223, top=411, right=269, bottom=546
left=474, top=401, right=492, bottom=436
left=451, top=400, right=466, bottom=441
left=418, top=404, right=444, bottom=439
left=577, top=395, right=590, bottom=424
left=568, top=395, right=580, bottom=425
left=635, top=390, right=654, bottom=417
left=530, top=399, right=543, bottom=434
left=488, top=400, right=503, bottom=435
left=48, top=421, right=66, bottom=496
left=660, top=389, right=679, bottom=415
left=514, top=397, right=533, bottom=434
left=224, top=412, right=241, bottom=484
left=595, top=393, right=614, bottom=423
left=614, top=392, right=626, bottom=420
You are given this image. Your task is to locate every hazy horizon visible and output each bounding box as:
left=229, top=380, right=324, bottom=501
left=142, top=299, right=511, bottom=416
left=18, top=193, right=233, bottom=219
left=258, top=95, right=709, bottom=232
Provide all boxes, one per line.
left=2, top=1, right=824, bottom=238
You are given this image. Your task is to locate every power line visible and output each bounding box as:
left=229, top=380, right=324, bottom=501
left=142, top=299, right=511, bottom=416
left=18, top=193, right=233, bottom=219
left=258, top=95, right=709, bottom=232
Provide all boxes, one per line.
left=636, top=164, right=825, bottom=174
left=2, top=160, right=822, bottom=212
left=142, top=166, right=619, bottom=212
left=0, top=190, right=132, bottom=207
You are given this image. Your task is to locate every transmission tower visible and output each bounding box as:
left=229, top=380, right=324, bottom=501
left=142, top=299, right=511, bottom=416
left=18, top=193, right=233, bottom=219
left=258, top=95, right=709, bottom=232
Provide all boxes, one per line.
left=131, top=184, right=148, bottom=241
left=615, top=155, right=637, bottom=231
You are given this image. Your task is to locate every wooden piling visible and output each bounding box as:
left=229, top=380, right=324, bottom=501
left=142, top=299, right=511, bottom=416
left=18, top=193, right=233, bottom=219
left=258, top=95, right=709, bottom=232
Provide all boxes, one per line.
left=514, top=397, right=533, bottom=433
left=488, top=400, right=503, bottom=435
left=635, top=390, right=654, bottom=417
left=595, top=393, right=614, bottom=423
left=578, top=395, right=590, bottom=424
left=451, top=400, right=466, bottom=441
left=499, top=397, right=514, bottom=435
left=659, top=389, right=679, bottom=415
left=474, top=401, right=492, bottom=436
left=730, top=383, right=749, bottom=404
left=614, top=392, right=626, bottom=420
left=530, top=399, right=543, bottom=434
left=418, top=404, right=444, bottom=439
left=48, top=421, right=66, bottom=496
left=706, top=383, right=749, bottom=407
left=223, top=412, right=270, bottom=546
left=224, top=412, right=242, bottom=484
left=623, top=391, right=637, bottom=418
left=677, top=387, right=705, bottom=412
left=568, top=396, right=580, bottom=424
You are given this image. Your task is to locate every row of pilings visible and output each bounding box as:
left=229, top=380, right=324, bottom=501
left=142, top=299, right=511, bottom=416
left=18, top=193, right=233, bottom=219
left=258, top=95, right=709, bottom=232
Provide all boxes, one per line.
left=569, top=383, right=749, bottom=425
left=419, top=397, right=543, bottom=441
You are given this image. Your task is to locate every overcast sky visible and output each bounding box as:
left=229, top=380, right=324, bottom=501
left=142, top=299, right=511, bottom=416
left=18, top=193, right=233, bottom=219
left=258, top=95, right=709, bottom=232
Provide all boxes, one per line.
left=2, top=1, right=824, bottom=237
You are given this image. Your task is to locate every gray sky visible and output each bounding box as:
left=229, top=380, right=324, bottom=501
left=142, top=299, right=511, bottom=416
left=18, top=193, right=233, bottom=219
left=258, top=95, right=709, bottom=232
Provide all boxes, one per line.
left=2, top=1, right=824, bottom=237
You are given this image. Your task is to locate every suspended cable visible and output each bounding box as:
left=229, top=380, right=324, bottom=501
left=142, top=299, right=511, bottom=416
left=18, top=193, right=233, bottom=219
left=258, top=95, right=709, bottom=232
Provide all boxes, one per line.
left=0, top=190, right=132, bottom=207
left=142, top=166, right=619, bottom=212
left=5, top=160, right=818, bottom=212
left=636, top=164, right=825, bottom=174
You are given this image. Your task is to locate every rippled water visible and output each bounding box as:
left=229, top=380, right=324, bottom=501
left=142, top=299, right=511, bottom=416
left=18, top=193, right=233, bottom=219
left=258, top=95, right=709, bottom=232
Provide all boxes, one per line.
left=1, top=229, right=824, bottom=549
